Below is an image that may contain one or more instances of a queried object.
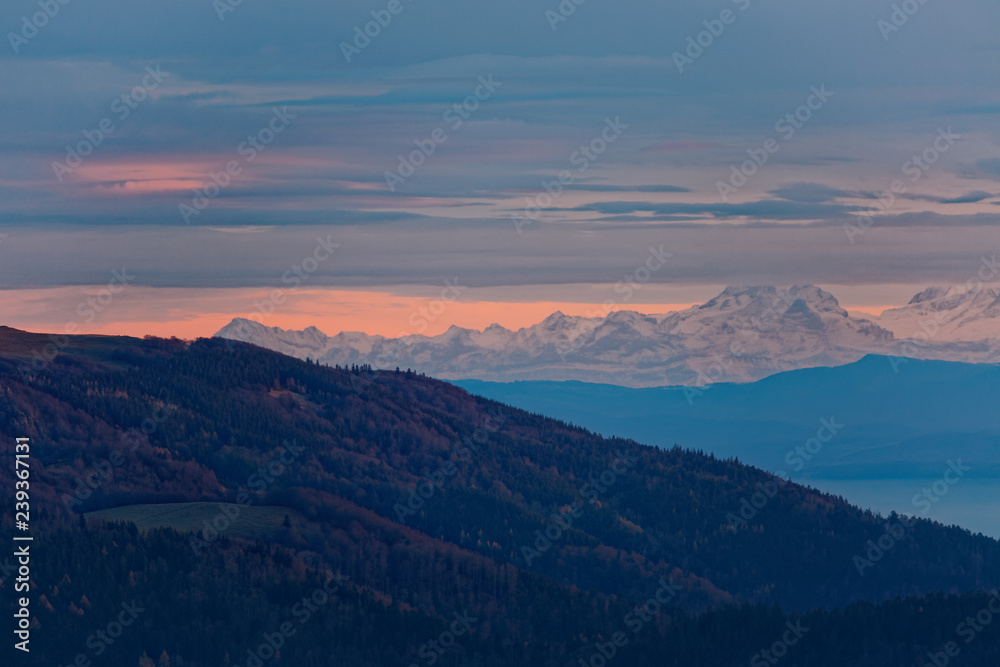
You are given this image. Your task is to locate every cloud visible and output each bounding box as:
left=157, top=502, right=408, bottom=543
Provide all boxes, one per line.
left=1, top=0, right=1000, bottom=303
left=959, top=159, right=1000, bottom=181
left=570, top=199, right=862, bottom=222
left=769, top=183, right=857, bottom=203
left=841, top=211, right=1000, bottom=229
left=563, top=184, right=692, bottom=193
left=902, top=191, right=996, bottom=205
left=2, top=223, right=997, bottom=295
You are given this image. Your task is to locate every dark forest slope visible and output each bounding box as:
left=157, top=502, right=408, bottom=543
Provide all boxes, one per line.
left=1, top=329, right=998, bottom=666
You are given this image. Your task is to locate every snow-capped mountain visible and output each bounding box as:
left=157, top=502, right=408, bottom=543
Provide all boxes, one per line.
left=867, top=284, right=1000, bottom=342
left=214, top=284, right=1000, bottom=387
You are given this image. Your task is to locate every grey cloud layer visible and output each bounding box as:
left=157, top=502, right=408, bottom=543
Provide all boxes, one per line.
left=1, top=0, right=999, bottom=290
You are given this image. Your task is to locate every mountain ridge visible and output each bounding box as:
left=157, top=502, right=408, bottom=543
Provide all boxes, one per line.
left=452, top=353, right=1000, bottom=538
left=215, top=284, right=1000, bottom=387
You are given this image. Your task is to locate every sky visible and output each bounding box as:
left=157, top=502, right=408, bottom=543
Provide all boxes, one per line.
left=1, top=0, right=999, bottom=338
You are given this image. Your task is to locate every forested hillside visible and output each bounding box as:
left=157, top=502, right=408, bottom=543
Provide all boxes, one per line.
left=1, top=329, right=998, bottom=666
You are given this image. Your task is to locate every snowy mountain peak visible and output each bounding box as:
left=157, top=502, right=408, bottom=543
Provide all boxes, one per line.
left=215, top=285, right=943, bottom=386
left=908, top=284, right=976, bottom=305
left=470, top=323, right=514, bottom=350
left=539, top=310, right=576, bottom=326
left=605, top=310, right=651, bottom=323
left=789, top=285, right=846, bottom=312
left=874, top=283, right=1000, bottom=341
left=696, top=284, right=843, bottom=316
left=699, top=285, right=776, bottom=309
left=213, top=284, right=1000, bottom=387
left=217, top=317, right=265, bottom=334
left=217, top=318, right=329, bottom=345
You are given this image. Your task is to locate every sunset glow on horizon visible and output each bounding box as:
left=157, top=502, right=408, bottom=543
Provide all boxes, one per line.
left=0, top=283, right=901, bottom=341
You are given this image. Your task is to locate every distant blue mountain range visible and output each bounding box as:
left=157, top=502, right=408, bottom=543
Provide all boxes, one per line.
left=454, top=355, right=1000, bottom=537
